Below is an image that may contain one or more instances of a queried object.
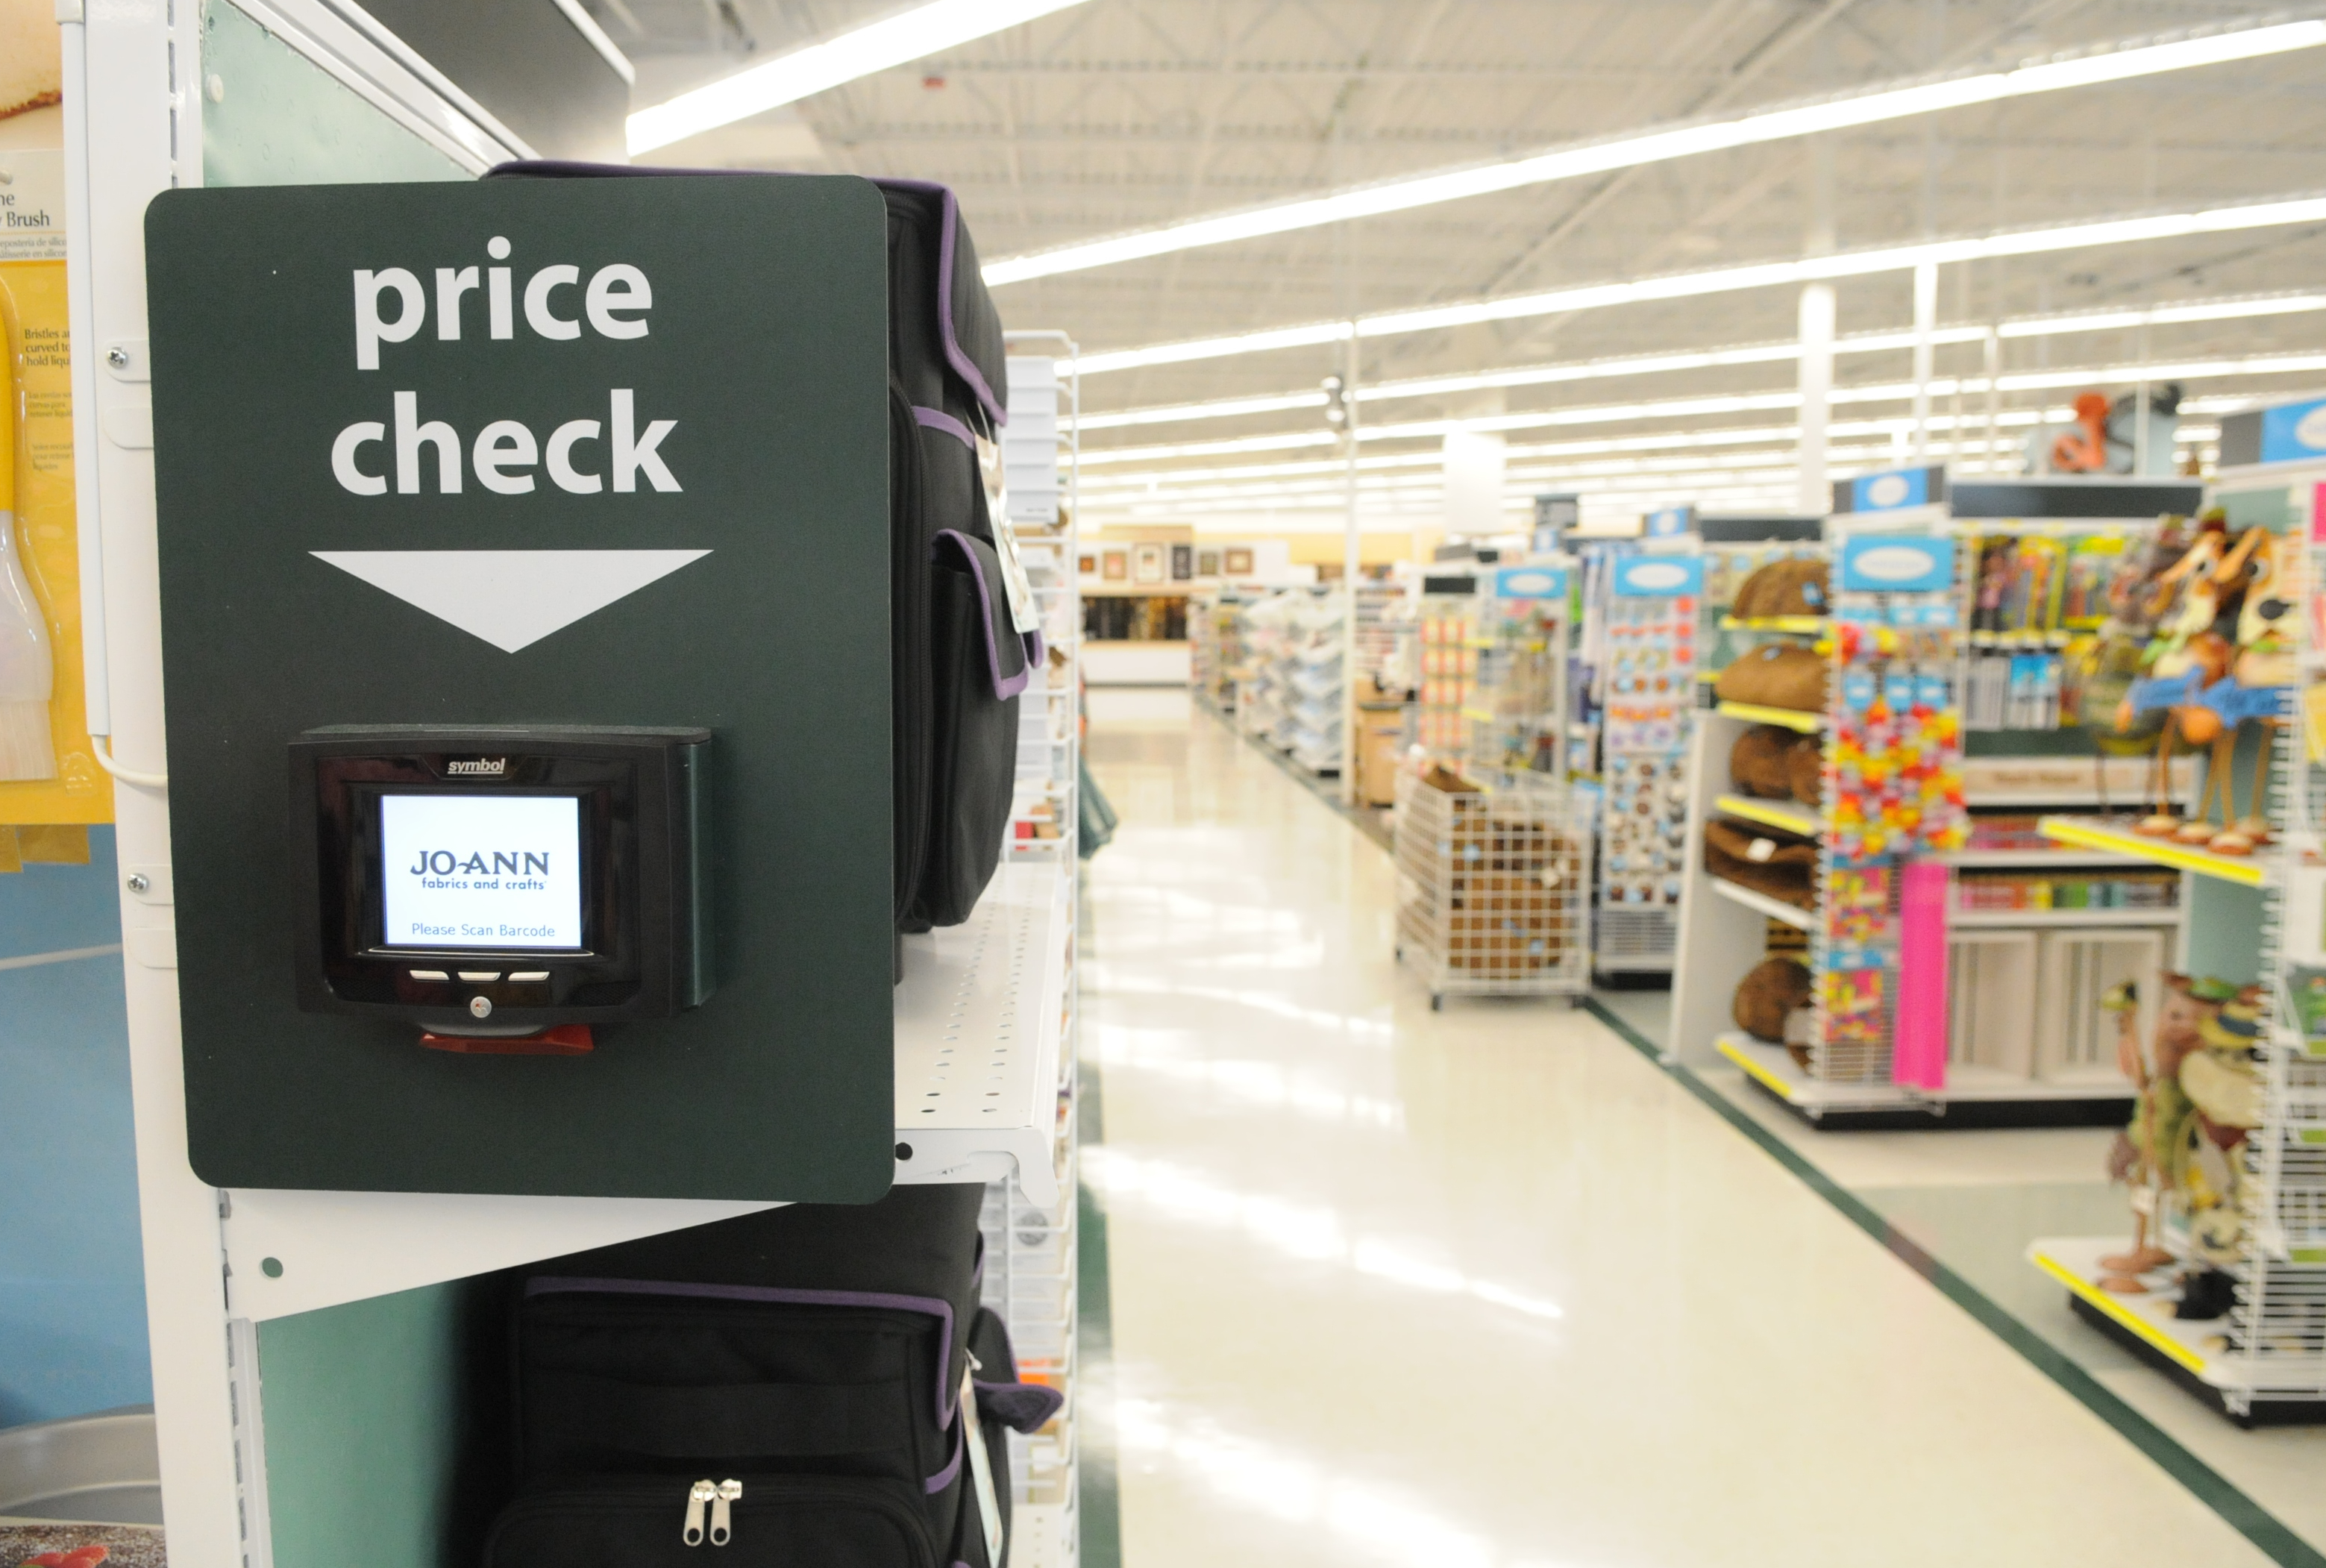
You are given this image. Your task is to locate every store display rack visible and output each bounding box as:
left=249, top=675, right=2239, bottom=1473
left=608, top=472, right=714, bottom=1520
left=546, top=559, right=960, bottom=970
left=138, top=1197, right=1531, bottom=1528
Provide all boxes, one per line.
left=2023, top=441, right=2326, bottom=1423
left=1676, top=478, right=2172, bottom=1129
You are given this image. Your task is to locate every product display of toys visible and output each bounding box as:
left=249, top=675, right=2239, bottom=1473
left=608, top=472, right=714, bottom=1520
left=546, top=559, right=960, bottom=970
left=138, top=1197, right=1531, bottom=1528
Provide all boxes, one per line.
left=2103, top=509, right=2301, bottom=853
left=2100, top=974, right=2254, bottom=1296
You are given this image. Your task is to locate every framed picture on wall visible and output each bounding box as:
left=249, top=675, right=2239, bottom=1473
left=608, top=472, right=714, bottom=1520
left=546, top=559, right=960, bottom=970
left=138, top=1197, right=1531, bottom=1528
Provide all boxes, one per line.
left=1079, top=553, right=1097, bottom=575
left=1133, top=543, right=1166, bottom=583
left=1170, top=544, right=1194, bottom=580
left=1103, top=550, right=1128, bottom=580
left=1197, top=549, right=1220, bottom=577
left=1224, top=546, right=1254, bottom=576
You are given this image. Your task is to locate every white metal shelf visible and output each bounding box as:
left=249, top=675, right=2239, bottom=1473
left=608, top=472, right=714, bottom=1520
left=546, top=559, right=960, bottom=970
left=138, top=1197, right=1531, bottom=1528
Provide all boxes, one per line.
left=1948, top=908, right=2184, bottom=928
left=1707, top=875, right=1815, bottom=930
left=222, top=861, right=1073, bottom=1322
left=1719, top=1033, right=2134, bottom=1110
left=1934, top=847, right=2157, bottom=868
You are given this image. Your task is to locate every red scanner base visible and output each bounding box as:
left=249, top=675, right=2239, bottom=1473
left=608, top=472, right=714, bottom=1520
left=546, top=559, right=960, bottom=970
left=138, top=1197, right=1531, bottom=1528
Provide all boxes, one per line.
left=420, top=1025, right=595, bottom=1056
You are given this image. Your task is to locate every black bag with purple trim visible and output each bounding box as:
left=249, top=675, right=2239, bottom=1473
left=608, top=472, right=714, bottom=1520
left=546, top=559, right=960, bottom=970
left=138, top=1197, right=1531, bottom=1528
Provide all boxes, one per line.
left=484, top=163, right=1035, bottom=939
left=481, top=1185, right=1062, bottom=1568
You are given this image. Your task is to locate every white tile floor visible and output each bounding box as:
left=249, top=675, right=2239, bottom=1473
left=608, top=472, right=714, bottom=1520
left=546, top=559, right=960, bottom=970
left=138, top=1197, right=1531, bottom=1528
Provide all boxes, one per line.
left=1082, top=690, right=2271, bottom=1568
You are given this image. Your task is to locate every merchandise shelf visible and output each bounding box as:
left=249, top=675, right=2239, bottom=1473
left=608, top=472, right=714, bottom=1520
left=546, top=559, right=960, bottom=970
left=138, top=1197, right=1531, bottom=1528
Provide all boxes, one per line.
left=1720, top=1034, right=2134, bottom=1112
left=1718, top=615, right=1827, bottom=634
left=1932, top=847, right=2154, bottom=868
left=1712, top=793, right=1819, bottom=837
left=2036, top=815, right=2269, bottom=887
left=1714, top=700, right=1825, bottom=733
left=2028, top=1239, right=2326, bottom=1413
left=1706, top=875, right=1814, bottom=931
left=1947, top=907, right=2183, bottom=929
left=222, top=859, right=1074, bottom=1322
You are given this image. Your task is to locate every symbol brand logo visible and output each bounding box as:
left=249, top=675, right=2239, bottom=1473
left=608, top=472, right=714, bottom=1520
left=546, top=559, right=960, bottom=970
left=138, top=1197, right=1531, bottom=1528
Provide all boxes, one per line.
left=446, top=758, right=507, bottom=776
left=2295, top=405, right=2326, bottom=450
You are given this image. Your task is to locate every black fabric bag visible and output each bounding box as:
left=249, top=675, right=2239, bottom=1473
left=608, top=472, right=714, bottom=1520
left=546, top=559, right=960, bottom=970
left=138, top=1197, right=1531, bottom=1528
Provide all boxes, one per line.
left=482, top=1185, right=1059, bottom=1568
left=484, top=163, right=1037, bottom=937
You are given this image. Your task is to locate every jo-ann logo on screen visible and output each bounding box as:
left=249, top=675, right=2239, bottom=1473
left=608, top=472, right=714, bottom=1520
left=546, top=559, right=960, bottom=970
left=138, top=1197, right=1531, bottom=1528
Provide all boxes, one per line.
left=446, top=758, right=507, bottom=775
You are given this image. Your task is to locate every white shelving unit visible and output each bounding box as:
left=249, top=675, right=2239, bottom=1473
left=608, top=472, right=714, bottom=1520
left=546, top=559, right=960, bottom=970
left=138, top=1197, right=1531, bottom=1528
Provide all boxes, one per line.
left=63, top=7, right=1091, bottom=1558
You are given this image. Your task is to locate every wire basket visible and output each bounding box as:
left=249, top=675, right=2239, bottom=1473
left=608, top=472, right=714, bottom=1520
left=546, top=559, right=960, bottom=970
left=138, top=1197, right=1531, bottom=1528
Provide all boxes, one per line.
left=1394, top=768, right=1591, bottom=1006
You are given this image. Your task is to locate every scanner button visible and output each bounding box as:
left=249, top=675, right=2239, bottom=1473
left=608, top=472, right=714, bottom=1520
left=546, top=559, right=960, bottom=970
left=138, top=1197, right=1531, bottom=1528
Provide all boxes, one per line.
left=507, top=970, right=551, bottom=983
left=410, top=970, right=449, bottom=982
left=457, top=970, right=501, bottom=982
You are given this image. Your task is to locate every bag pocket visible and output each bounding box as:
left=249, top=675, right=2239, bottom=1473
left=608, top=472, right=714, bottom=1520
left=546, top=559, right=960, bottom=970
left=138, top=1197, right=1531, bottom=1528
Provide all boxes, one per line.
left=516, top=1283, right=960, bottom=1490
left=483, top=1476, right=938, bottom=1568
left=912, top=531, right=1032, bottom=928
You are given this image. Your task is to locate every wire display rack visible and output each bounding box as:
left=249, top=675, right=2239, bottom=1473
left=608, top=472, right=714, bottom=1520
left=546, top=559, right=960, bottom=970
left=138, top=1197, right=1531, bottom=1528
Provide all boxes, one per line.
left=992, top=335, right=1085, bottom=1561
left=1394, top=768, right=1592, bottom=1009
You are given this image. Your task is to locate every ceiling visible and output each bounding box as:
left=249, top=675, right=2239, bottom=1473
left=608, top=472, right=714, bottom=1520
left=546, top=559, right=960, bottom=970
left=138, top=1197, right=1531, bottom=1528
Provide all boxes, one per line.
left=588, top=0, right=2326, bottom=527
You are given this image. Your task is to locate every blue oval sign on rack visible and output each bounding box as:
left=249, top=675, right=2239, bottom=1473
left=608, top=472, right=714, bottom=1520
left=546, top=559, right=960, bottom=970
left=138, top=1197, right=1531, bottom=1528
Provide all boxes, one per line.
left=1839, top=535, right=1952, bottom=593
left=1609, top=555, right=1704, bottom=597
left=1494, top=564, right=1569, bottom=598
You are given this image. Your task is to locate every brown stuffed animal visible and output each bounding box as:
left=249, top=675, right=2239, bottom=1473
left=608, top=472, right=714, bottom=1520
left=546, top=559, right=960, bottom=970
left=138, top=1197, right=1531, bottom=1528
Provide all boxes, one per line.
left=1714, top=643, right=1828, bottom=712
left=1728, top=725, right=1796, bottom=797
left=1705, top=829, right=1817, bottom=909
left=1733, top=956, right=1814, bottom=1056
left=1730, top=559, right=1830, bottom=620
left=1785, top=734, right=1823, bottom=807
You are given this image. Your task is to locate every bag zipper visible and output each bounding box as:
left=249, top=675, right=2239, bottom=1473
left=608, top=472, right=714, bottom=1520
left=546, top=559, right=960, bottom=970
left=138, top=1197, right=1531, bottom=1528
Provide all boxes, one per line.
left=492, top=1477, right=938, bottom=1568
left=680, top=1478, right=744, bottom=1547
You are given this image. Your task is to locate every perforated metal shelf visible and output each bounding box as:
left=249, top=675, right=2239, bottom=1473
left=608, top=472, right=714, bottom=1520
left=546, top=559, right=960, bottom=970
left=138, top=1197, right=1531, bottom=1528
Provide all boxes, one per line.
left=891, top=861, right=1070, bottom=1206
left=222, top=861, right=1072, bottom=1320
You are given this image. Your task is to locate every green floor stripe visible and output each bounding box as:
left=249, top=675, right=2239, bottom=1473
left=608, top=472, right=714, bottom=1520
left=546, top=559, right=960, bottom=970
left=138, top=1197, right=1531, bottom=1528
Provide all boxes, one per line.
left=1073, top=873, right=1123, bottom=1568
left=1580, top=997, right=2325, bottom=1568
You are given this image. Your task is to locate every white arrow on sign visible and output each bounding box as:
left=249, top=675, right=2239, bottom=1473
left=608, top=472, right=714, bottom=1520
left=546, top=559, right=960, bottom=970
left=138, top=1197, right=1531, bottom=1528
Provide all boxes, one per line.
left=310, top=550, right=713, bottom=653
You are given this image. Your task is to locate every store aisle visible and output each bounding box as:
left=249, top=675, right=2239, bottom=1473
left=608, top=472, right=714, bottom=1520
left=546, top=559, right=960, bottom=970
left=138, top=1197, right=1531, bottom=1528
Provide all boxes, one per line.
left=1080, top=692, right=2269, bottom=1568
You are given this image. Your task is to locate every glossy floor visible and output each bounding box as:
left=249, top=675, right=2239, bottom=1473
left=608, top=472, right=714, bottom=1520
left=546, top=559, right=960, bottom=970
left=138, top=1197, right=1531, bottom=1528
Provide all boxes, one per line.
left=1082, top=690, right=2269, bottom=1568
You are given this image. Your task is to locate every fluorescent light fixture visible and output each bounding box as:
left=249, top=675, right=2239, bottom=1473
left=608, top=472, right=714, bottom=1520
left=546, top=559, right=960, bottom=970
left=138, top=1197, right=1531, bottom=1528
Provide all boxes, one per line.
left=985, top=19, right=2326, bottom=285
left=1078, top=291, right=2326, bottom=431
left=1082, top=349, right=2323, bottom=470
left=1070, top=192, right=2326, bottom=377
left=628, top=0, right=1093, bottom=154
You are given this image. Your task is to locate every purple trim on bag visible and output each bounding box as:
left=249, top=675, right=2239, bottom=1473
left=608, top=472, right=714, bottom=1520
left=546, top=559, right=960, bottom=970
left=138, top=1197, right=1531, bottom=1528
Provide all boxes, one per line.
left=925, top=1417, right=964, bottom=1495
left=526, top=1276, right=959, bottom=1427
left=974, top=1379, right=1065, bottom=1434
left=933, top=531, right=1034, bottom=700
left=486, top=162, right=1005, bottom=430
left=914, top=406, right=977, bottom=448
left=873, top=178, right=1007, bottom=429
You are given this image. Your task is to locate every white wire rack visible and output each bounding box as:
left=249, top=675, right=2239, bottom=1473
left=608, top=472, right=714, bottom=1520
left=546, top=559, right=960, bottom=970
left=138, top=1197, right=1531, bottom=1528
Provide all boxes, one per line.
left=991, top=333, right=1083, bottom=1563
left=1003, top=342, right=1079, bottom=868
left=1394, top=768, right=1593, bottom=1008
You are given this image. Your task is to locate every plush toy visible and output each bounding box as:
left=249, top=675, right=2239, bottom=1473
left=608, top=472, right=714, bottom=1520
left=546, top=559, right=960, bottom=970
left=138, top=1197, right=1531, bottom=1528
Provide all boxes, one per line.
left=2176, top=999, right=2263, bottom=1271
left=1713, top=643, right=1828, bottom=712
left=1732, top=955, right=1814, bottom=1066
left=2100, top=973, right=2228, bottom=1291
left=1730, top=559, right=1828, bottom=620
left=1784, top=733, right=1823, bottom=806
left=1728, top=725, right=1796, bottom=798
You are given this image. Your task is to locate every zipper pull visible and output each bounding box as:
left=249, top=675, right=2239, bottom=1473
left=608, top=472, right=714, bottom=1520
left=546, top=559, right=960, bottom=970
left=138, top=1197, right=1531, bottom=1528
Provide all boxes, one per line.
left=712, top=1479, right=742, bottom=1546
left=683, top=1479, right=715, bottom=1546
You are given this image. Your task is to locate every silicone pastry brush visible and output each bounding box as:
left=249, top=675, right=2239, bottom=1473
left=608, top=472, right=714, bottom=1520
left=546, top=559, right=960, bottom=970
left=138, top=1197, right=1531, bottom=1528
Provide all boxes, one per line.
left=0, top=278, right=56, bottom=781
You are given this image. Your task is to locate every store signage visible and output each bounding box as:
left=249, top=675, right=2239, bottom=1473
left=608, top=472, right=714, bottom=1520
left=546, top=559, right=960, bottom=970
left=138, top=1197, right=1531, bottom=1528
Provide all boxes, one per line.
left=1643, top=505, right=1694, bottom=538
left=1843, top=465, right=1945, bottom=513
left=1610, top=555, right=1705, bottom=598
left=144, top=175, right=897, bottom=1202
left=1839, top=535, right=1952, bottom=594
left=1493, top=565, right=1568, bottom=599
left=2260, top=395, right=2326, bottom=464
